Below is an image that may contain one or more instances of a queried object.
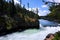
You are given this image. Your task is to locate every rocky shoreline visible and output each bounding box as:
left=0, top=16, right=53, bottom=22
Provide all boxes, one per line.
left=0, top=21, right=39, bottom=36
left=44, top=31, right=60, bottom=40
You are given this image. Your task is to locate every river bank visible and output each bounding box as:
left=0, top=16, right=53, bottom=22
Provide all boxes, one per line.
left=40, top=16, right=60, bottom=23
left=45, top=31, right=60, bottom=40
left=0, top=21, right=39, bottom=37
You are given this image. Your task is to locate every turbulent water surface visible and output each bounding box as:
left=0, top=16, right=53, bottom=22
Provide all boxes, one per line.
left=0, top=19, right=60, bottom=40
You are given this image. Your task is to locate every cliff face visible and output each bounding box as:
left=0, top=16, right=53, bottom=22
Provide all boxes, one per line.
left=0, top=0, right=39, bottom=36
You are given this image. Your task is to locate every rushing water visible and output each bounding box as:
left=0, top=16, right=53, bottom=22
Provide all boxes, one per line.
left=0, top=19, right=60, bottom=40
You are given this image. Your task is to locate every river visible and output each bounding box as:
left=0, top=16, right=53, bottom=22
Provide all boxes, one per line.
left=0, top=19, right=60, bottom=40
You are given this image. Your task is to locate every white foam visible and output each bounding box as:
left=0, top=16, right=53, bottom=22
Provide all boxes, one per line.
left=0, top=24, right=60, bottom=40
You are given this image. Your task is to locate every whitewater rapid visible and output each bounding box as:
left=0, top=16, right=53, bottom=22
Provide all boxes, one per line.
left=0, top=24, right=60, bottom=40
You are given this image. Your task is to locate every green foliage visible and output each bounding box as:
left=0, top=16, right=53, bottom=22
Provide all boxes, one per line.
left=53, top=31, right=60, bottom=40
left=0, top=0, right=39, bottom=32
left=47, top=4, right=60, bottom=20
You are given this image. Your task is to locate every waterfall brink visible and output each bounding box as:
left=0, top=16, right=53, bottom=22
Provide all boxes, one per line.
left=40, top=24, right=42, bottom=27
left=40, top=24, right=45, bottom=30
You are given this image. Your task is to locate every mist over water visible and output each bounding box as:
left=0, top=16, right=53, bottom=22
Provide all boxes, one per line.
left=0, top=19, right=60, bottom=40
